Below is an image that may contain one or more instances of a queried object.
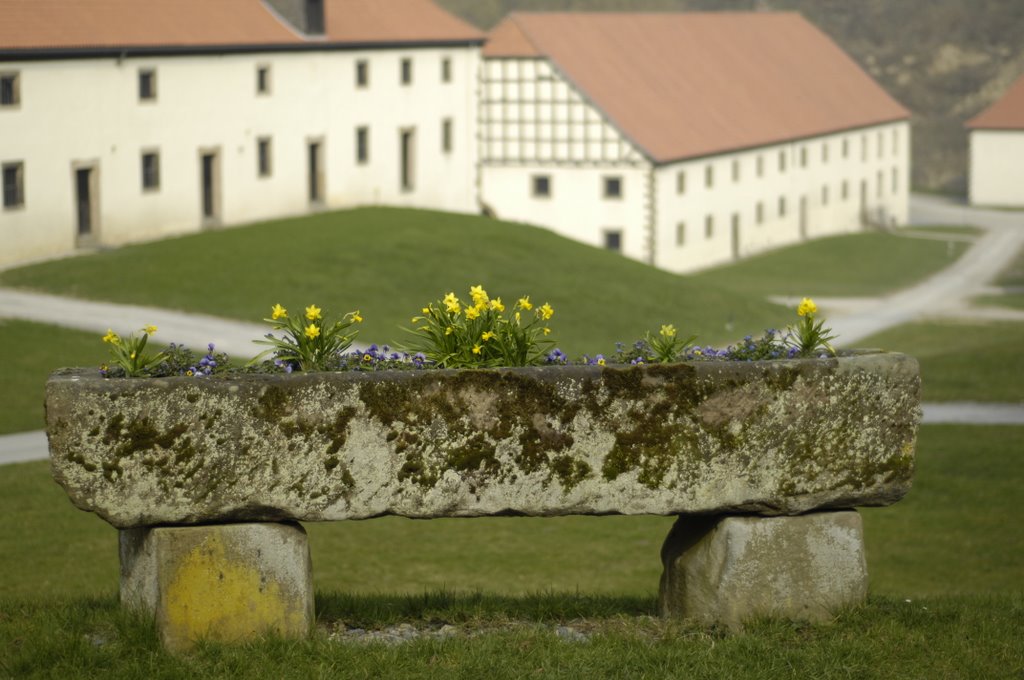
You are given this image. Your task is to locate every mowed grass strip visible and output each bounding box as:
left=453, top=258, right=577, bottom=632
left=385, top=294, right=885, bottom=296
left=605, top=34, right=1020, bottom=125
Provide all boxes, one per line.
left=1, top=595, right=1022, bottom=679
left=690, top=229, right=970, bottom=297
left=857, top=320, right=1024, bottom=401
left=0, top=208, right=785, bottom=355
left=0, top=320, right=107, bottom=434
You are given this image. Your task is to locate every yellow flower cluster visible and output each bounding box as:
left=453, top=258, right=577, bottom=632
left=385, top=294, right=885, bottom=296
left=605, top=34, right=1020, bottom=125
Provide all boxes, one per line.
left=797, top=297, right=818, bottom=318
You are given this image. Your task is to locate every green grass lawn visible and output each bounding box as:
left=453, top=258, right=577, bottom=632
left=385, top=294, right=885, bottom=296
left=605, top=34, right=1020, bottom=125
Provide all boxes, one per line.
left=0, top=209, right=970, bottom=358
left=0, top=425, right=1020, bottom=676
left=857, top=320, right=1024, bottom=402
left=0, top=208, right=786, bottom=356
left=0, top=320, right=107, bottom=434
left=690, top=230, right=969, bottom=298
left=996, top=245, right=1024, bottom=287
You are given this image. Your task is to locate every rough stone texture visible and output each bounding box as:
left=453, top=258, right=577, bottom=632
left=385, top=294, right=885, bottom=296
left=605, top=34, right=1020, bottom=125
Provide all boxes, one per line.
left=46, top=352, right=920, bottom=528
left=120, top=522, right=314, bottom=652
left=659, top=511, right=868, bottom=628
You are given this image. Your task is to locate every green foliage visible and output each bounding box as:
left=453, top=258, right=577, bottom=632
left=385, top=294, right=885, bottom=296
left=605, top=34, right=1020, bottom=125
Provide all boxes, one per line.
left=250, top=303, right=361, bottom=372
left=100, top=326, right=166, bottom=377
left=787, top=298, right=837, bottom=357
left=403, top=286, right=555, bottom=367
left=642, top=324, right=696, bottom=363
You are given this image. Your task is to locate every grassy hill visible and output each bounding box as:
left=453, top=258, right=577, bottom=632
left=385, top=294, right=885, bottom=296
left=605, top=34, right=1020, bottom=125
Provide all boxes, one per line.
left=0, top=208, right=787, bottom=356
left=438, top=0, right=1024, bottom=195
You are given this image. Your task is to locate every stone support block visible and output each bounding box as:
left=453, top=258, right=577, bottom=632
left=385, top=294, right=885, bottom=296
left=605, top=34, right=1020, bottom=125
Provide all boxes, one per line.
left=119, top=522, right=314, bottom=652
left=659, top=510, right=867, bottom=628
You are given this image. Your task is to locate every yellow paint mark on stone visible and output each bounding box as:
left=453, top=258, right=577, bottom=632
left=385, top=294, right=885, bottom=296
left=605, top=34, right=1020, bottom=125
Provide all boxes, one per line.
left=161, top=530, right=305, bottom=651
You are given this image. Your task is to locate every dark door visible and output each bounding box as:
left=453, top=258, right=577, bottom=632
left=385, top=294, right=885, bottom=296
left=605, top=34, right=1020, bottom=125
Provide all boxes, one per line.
left=75, top=168, right=92, bottom=236
left=201, top=153, right=216, bottom=219
left=308, top=142, right=322, bottom=203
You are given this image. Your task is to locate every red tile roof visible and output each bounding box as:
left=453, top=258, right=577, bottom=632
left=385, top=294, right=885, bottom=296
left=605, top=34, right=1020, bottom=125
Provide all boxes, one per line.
left=966, top=74, right=1024, bottom=130
left=0, top=0, right=482, bottom=51
left=485, top=12, right=910, bottom=163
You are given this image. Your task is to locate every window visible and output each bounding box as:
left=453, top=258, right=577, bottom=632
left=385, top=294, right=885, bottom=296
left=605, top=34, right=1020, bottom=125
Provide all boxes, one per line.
left=441, top=119, right=452, bottom=153
left=877, top=170, right=884, bottom=197
left=841, top=180, right=849, bottom=200
left=532, top=175, right=551, bottom=198
left=2, top=161, right=24, bottom=208
left=356, top=127, right=369, bottom=164
left=603, top=176, right=622, bottom=199
left=822, top=142, right=829, bottom=163
left=756, top=155, right=764, bottom=177
left=779, top=196, right=787, bottom=217
left=756, top=202, right=764, bottom=225
left=893, top=128, right=899, bottom=153
left=256, top=65, right=271, bottom=95
left=676, top=171, right=686, bottom=194
left=800, top=147, right=808, bottom=168
left=0, top=72, right=19, bottom=107
left=892, top=167, right=899, bottom=192
left=878, top=131, right=884, bottom=158
left=604, top=230, right=622, bottom=252
left=705, top=165, right=713, bottom=188
left=257, top=137, right=272, bottom=177
left=138, top=69, right=156, bottom=101
left=779, top=150, right=787, bottom=173
left=141, top=151, right=160, bottom=191
left=441, top=57, right=452, bottom=83
left=356, top=60, right=369, bottom=88
left=822, top=185, right=829, bottom=205
left=400, top=58, right=412, bottom=85
left=861, top=134, right=868, bottom=161
left=704, top=215, right=714, bottom=238
left=676, top=222, right=686, bottom=246
left=842, top=138, right=849, bottom=158
left=731, top=159, right=740, bottom=182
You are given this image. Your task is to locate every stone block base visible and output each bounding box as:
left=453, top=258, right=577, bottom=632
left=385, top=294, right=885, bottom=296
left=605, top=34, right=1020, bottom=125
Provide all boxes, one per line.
left=659, top=510, right=867, bottom=628
left=119, top=522, right=314, bottom=652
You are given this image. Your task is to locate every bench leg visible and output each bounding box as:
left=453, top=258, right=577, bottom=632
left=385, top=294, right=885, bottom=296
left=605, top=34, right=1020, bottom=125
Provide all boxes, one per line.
left=119, top=522, right=314, bottom=652
left=659, top=510, right=868, bottom=628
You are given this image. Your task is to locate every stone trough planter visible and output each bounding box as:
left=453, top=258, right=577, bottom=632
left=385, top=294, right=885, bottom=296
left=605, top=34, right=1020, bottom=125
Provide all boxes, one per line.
left=46, top=351, right=920, bottom=649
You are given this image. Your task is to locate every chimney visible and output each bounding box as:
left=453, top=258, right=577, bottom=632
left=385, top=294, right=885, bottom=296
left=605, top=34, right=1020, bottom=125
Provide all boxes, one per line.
left=264, top=0, right=325, bottom=36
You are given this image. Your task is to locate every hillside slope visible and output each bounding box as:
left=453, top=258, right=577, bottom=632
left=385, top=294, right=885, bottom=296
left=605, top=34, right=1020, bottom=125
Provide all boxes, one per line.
left=439, top=0, right=1024, bottom=194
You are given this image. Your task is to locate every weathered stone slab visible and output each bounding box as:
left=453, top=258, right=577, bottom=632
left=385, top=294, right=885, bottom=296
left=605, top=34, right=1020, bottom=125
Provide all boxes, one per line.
left=46, top=353, right=920, bottom=528
left=120, top=522, right=313, bottom=652
left=659, top=511, right=868, bottom=627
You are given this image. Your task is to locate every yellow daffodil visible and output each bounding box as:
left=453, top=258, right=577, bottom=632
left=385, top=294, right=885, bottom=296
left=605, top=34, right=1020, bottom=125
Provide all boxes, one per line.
left=797, top=297, right=817, bottom=317
left=443, top=292, right=461, bottom=314
left=543, top=327, right=551, bottom=335
left=465, top=306, right=480, bottom=320
left=472, top=344, right=482, bottom=355
left=445, top=326, right=454, bottom=336
left=130, top=352, right=136, bottom=360
left=305, top=305, right=322, bottom=321
left=515, top=312, right=521, bottom=323
left=470, top=285, right=488, bottom=304
left=517, top=296, right=533, bottom=311
left=489, top=298, right=505, bottom=313
left=482, top=331, right=496, bottom=342
left=539, top=303, right=554, bottom=320
left=660, top=324, right=676, bottom=338
left=144, top=324, right=158, bottom=335
left=304, top=324, right=320, bottom=339
left=102, top=329, right=120, bottom=344
left=271, top=303, right=287, bottom=320
left=422, top=307, right=431, bottom=315
left=352, top=311, right=363, bottom=323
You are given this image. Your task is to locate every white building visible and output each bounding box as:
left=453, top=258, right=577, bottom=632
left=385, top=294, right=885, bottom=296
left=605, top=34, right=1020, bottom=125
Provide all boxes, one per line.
left=479, top=13, right=911, bottom=272
left=967, top=73, right=1024, bottom=207
left=0, top=0, right=483, bottom=268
